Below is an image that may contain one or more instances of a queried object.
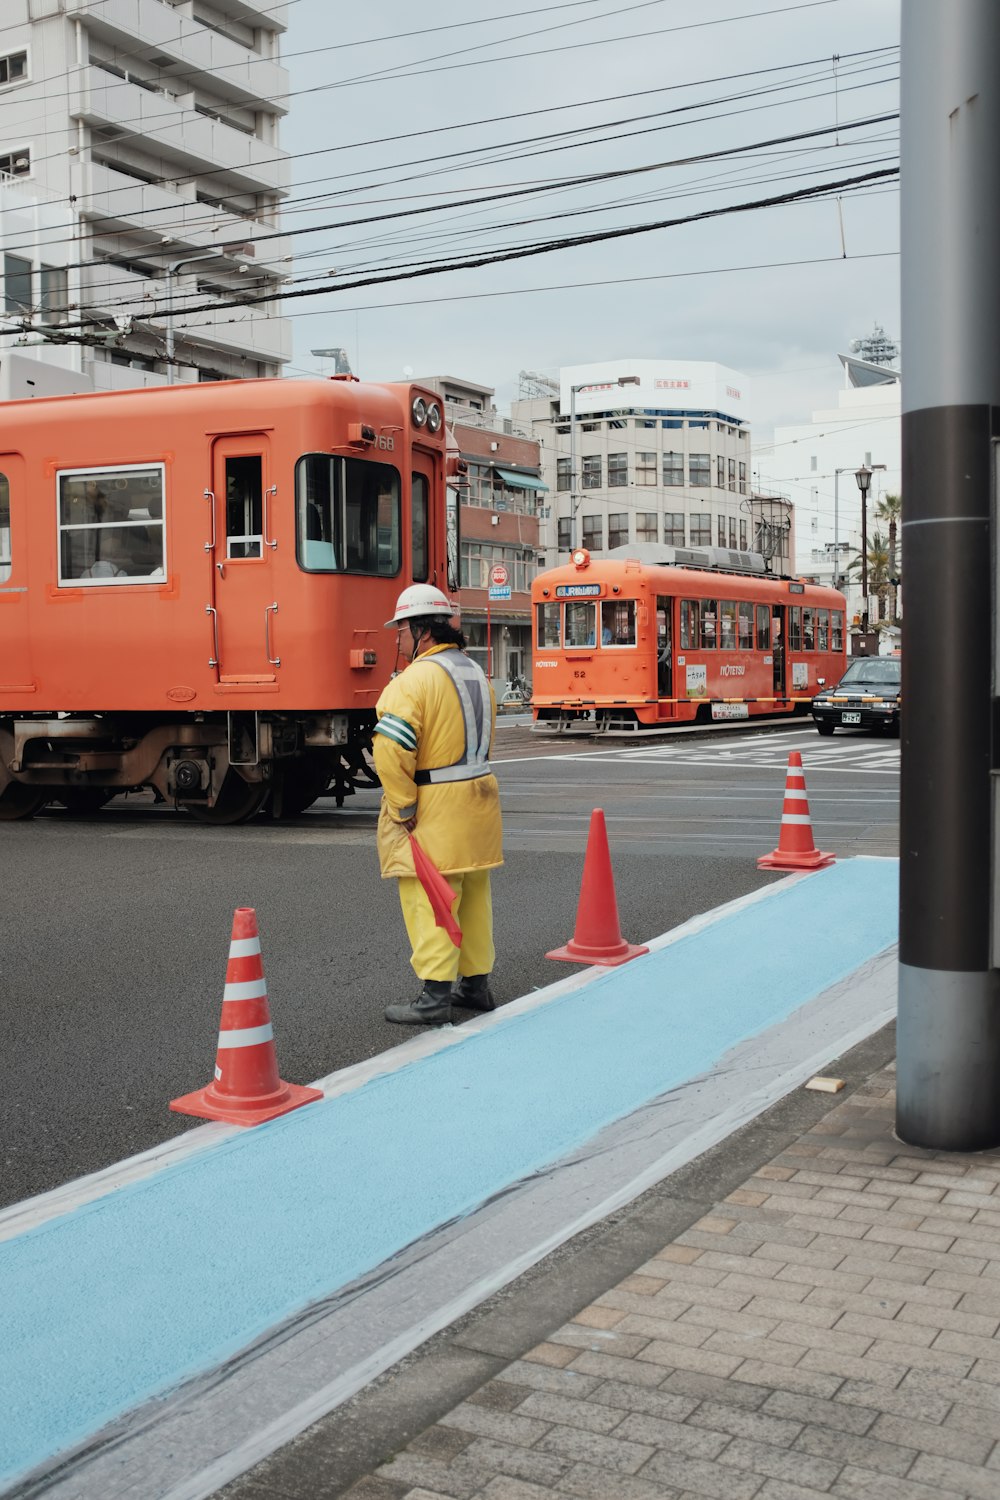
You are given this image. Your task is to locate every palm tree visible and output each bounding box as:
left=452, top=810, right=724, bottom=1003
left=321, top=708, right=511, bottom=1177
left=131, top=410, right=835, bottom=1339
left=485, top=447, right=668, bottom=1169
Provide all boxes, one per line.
left=846, top=531, right=891, bottom=622
left=875, top=492, right=902, bottom=621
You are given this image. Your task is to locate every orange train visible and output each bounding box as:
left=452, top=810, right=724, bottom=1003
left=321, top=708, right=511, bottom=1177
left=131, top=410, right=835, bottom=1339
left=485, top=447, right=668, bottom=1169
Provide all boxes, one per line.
left=0, top=376, right=457, bottom=821
left=530, top=544, right=847, bottom=732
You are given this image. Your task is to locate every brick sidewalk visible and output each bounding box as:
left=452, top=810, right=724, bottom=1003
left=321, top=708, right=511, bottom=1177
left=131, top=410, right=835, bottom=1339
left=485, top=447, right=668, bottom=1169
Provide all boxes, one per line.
left=348, top=1064, right=1000, bottom=1500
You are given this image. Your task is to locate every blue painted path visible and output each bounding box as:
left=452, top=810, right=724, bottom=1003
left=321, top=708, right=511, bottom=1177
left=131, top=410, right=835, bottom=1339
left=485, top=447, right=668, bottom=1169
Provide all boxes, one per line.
left=0, top=858, right=897, bottom=1487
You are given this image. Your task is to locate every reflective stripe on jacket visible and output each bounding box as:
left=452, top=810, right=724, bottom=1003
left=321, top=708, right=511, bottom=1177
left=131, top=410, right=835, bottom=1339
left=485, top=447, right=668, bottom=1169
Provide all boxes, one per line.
left=413, top=649, right=492, bottom=785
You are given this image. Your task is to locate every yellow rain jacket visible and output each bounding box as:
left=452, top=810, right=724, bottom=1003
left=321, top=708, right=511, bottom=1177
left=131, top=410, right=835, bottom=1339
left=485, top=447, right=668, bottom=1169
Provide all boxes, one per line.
left=373, top=644, right=503, bottom=878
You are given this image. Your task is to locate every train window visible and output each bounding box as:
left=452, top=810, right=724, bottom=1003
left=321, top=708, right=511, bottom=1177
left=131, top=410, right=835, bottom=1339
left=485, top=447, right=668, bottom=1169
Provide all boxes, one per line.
left=0, top=473, right=9, bottom=581
left=802, top=607, right=815, bottom=650
left=738, top=601, right=753, bottom=648
left=601, top=600, right=636, bottom=646
left=756, top=605, right=770, bottom=650
left=57, top=466, right=166, bottom=585
left=719, top=601, right=737, bottom=649
left=565, top=601, right=597, bottom=647
left=788, top=606, right=802, bottom=650
left=831, top=610, right=844, bottom=650
left=680, top=599, right=699, bottom=649
left=295, top=455, right=401, bottom=576
left=411, top=473, right=429, bottom=582
left=537, top=602, right=560, bottom=647
left=817, top=609, right=829, bottom=651
left=225, top=456, right=263, bottom=559
left=700, top=600, right=718, bottom=650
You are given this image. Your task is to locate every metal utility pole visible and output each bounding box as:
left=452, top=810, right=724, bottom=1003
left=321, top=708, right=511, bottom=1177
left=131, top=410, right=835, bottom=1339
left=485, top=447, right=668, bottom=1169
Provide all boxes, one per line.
left=565, top=375, right=640, bottom=551
left=898, top=0, right=1000, bottom=1148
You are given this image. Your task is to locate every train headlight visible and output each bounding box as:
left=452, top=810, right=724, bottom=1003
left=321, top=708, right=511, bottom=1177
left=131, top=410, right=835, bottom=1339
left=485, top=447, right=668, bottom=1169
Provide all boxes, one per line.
left=411, top=396, right=427, bottom=427
left=571, top=547, right=590, bottom=569
left=426, top=401, right=442, bottom=432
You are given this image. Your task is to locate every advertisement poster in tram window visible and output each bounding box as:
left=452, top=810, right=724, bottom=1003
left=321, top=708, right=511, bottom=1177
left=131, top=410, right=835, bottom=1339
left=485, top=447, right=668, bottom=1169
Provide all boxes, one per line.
left=686, top=663, right=707, bottom=698
left=792, top=661, right=809, bottom=690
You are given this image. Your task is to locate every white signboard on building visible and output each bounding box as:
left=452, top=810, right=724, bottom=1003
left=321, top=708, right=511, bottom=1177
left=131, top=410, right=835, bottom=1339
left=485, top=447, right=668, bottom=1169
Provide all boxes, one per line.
left=560, top=359, right=749, bottom=421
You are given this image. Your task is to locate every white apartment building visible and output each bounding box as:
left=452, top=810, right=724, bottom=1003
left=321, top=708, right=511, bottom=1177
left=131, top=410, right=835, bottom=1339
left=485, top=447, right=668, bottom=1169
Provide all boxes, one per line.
left=755, top=342, right=901, bottom=588
left=512, top=359, right=792, bottom=572
left=0, top=0, right=291, bottom=392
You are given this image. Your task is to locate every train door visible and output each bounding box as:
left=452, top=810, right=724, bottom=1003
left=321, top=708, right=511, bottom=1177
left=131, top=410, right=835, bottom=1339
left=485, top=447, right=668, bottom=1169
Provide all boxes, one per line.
left=772, top=603, right=786, bottom=696
left=655, top=595, right=673, bottom=700
left=0, top=455, right=30, bottom=691
left=209, top=437, right=279, bottom=681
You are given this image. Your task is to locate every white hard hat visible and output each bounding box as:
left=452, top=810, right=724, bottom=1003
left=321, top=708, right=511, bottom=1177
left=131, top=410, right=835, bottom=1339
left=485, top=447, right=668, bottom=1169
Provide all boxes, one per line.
left=385, top=583, right=456, bottom=627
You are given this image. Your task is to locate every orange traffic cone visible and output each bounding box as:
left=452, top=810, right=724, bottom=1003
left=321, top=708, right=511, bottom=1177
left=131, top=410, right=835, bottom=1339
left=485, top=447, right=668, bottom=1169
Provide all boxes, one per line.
left=547, top=808, right=649, bottom=966
left=757, top=751, right=835, bottom=871
left=170, top=908, right=323, bottom=1126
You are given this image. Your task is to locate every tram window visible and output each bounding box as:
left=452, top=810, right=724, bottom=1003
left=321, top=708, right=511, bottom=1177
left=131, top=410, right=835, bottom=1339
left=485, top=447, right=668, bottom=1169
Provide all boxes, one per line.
left=788, top=606, right=802, bottom=650
left=537, top=601, right=560, bottom=647
left=738, top=601, right=753, bottom=648
left=295, top=455, right=401, bottom=575
left=719, top=600, right=737, bottom=649
left=680, top=599, right=699, bottom=649
left=817, top=609, right=829, bottom=651
left=0, top=473, right=9, bottom=581
left=226, top=456, right=263, bottom=559
left=565, top=601, right=596, bottom=647
left=756, top=605, right=770, bottom=650
left=831, top=610, right=844, bottom=650
left=411, top=473, right=429, bottom=582
left=701, top=599, right=718, bottom=650
left=802, top=607, right=815, bottom=650
left=57, top=465, right=166, bottom=585
left=601, top=600, right=636, bottom=646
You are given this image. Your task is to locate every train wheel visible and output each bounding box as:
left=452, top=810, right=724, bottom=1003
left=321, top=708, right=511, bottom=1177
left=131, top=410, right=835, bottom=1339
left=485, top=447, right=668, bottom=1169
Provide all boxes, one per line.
left=0, top=782, right=49, bottom=820
left=270, top=755, right=334, bottom=819
left=186, top=771, right=270, bottom=826
left=55, top=788, right=117, bottom=814
left=332, top=743, right=379, bottom=808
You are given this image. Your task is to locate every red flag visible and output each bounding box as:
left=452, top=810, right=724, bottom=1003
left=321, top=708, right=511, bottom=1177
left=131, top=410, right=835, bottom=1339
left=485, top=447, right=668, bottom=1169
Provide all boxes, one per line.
left=408, top=835, right=462, bottom=948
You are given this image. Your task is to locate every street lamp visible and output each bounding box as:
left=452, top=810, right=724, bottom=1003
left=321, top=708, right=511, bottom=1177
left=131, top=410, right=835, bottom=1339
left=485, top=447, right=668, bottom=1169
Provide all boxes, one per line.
left=567, top=375, right=640, bottom=550
left=854, top=462, right=886, bottom=630
left=163, top=244, right=251, bottom=383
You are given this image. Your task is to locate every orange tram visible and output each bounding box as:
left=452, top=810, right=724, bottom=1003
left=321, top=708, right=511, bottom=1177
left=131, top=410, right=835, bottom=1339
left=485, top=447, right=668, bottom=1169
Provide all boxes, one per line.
left=530, top=544, right=847, bottom=733
left=0, top=376, right=457, bottom=822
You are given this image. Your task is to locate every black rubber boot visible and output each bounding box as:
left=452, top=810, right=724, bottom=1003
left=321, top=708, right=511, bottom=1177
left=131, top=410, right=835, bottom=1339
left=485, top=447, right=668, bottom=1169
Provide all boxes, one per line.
left=384, top=979, right=455, bottom=1026
left=452, top=974, right=495, bottom=1012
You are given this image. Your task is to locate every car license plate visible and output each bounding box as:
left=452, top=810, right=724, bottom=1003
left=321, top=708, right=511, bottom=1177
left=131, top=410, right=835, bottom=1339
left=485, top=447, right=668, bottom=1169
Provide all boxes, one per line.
left=841, top=710, right=862, bottom=725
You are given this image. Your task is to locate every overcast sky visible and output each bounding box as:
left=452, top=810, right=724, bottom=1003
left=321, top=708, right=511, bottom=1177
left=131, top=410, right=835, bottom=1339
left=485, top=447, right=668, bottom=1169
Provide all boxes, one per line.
left=279, top=0, right=900, bottom=441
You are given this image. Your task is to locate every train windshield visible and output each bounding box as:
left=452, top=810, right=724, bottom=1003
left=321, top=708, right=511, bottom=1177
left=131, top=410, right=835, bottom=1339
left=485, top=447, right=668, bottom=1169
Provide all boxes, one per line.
left=564, top=601, right=597, bottom=647
left=296, top=454, right=401, bottom=575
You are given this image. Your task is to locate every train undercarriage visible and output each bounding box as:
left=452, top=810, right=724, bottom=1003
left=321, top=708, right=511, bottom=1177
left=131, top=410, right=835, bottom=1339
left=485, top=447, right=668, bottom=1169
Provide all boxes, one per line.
left=0, top=709, right=379, bottom=824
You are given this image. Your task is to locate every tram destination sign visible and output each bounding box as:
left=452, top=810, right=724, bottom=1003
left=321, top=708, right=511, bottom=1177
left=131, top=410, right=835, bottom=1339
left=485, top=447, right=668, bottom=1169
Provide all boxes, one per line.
left=555, top=583, right=601, bottom=597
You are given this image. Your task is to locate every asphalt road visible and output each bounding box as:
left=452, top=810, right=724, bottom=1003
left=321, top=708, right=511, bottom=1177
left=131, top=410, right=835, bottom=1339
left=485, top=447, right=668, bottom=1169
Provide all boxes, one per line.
left=0, top=719, right=899, bottom=1208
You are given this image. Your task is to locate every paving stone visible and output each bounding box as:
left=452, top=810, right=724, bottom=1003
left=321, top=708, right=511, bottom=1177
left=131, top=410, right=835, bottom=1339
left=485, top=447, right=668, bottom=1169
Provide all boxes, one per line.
left=570, top=1305, right=626, bottom=1331
left=943, top=1401, right=1000, bottom=1441
left=523, top=1343, right=578, bottom=1369
left=459, top=1437, right=570, bottom=1488
left=700, top=1332, right=805, bottom=1370
left=613, top=1412, right=728, bottom=1460
left=342, top=1479, right=410, bottom=1500
left=834, top=1378, right=948, bottom=1423
left=513, top=1392, right=623, bottom=1436
left=931, top=1327, right=1000, bottom=1364
left=896, top=1299, right=999, bottom=1339
left=616, top=1313, right=714, bottom=1347
left=814, top=1187, right=898, bottom=1212
left=900, top=1365, right=1000, bottom=1411
left=772, top=1263, right=871, bottom=1296
left=375, top=1452, right=483, bottom=1499
left=496, top=1362, right=601, bottom=1398
left=784, top=1214, right=869, bottom=1242
left=718, top=1435, right=841, bottom=1488
left=635, top=1339, right=744, bottom=1378
left=862, top=1338, right=974, bottom=1376
left=685, top=1398, right=803, bottom=1447
left=769, top=1320, right=874, bottom=1358
left=870, top=1411, right=995, bottom=1465
left=798, top=1347, right=908, bottom=1386
left=535, top=1424, right=654, bottom=1474
left=554, top=1461, right=683, bottom=1498
left=751, top=1240, right=857, bottom=1270
left=568, top=1351, right=668, bottom=1388
left=836, top=1256, right=928, bottom=1285
left=763, top=1389, right=877, bottom=1435
left=835, top=1313, right=934, bottom=1349
left=793, top=1422, right=915, bottom=1477
left=732, top=1359, right=843, bottom=1398
left=720, top=1274, right=808, bottom=1305
left=908, top=1451, right=1000, bottom=1499
left=468, top=1383, right=536, bottom=1414
left=640, top=1450, right=764, bottom=1498
left=893, top=1245, right=987, bottom=1277
left=549, top=1327, right=651, bottom=1357
left=698, top=1251, right=791, bottom=1281
left=743, top=1295, right=842, bottom=1328
left=654, top=1245, right=705, bottom=1265
left=477, top=1478, right=560, bottom=1499
left=828, top=1465, right=945, bottom=1500
left=863, top=1277, right=959, bottom=1308
left=804, top=1288, right=904, bottom=1322
left=595, top=1290, right=697, bottom=1318
left=408, top=1427, right=477, bottom=1462
left=437, top=1403, right=553, bottom=1447
left=643, top=1261, right=727, bottom=1287
left=622, top=1274, right=671, bottom=1295
left=588, top=1379, right=699, bottom=1423
left=660, top=1369, right=771, bottom=1409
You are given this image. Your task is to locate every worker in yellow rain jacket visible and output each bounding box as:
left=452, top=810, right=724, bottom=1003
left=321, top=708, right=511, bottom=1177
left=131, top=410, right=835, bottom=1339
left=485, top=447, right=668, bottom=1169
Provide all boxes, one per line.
left=374, top=583, right=503, bottom=1026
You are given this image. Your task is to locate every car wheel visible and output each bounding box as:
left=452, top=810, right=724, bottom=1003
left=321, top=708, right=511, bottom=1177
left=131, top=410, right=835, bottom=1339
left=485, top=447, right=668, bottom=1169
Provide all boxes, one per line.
left=816, top=722, right=835, bottom=736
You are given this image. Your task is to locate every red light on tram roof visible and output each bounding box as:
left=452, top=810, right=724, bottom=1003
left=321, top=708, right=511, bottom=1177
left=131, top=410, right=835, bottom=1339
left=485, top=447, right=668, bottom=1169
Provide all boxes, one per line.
left=571, top=548, right=590, bottom=569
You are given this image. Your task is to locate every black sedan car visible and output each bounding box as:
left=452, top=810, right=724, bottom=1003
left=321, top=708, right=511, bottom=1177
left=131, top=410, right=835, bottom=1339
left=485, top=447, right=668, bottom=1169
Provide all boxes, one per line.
left=811, top=656, right=901, bottom=736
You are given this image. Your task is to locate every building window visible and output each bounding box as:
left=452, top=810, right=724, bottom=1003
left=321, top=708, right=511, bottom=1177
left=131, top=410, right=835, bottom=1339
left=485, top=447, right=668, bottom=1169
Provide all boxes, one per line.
left=460, top=540, right=533, bottom=591
left=556, top=456, right=571, bottom=492
left=662, top=452, right=684, bottom=486
left=728, top=458, right=736, bottom=493
left=0, top=472, right=10, bottom=582
left=0, top=51, right=28, bottom=86
left=689, top=453, right=710, bottom=487
left=557, top=517, right=572, bottom=550
left=0, top=147, right=30, bottom=178
left=690, top=513, right=710, bottom=546
left=58, top=465, right=167, bottom=585
left=662, top=418, right=684, bottom=430
left=717, top=455, right=725, bottom=488
left=664, top=512, right=685, bottom=545
left=636, top=512, right=657, bottom=542
left=739, top=519, right=747, bottom=550
left=581, top=514, right=603, bottom=550
left=608, top=452, right=627, bottom=487
left=39, top=265, right=67, bottom=326
left=717, top=515, right=726, bottom=546
left=729, top=518, right=737, bottom=549
left=3, top=253, right=32, bottom=315
left=637, top=418, right=657, bottom=429
left=739, top=461, right=747, bottom=495
left=636, top=451, right=657, bottom=485
left=581, top=455, right=602, bottom=490
left=608, top=512, right=628, bottom=549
